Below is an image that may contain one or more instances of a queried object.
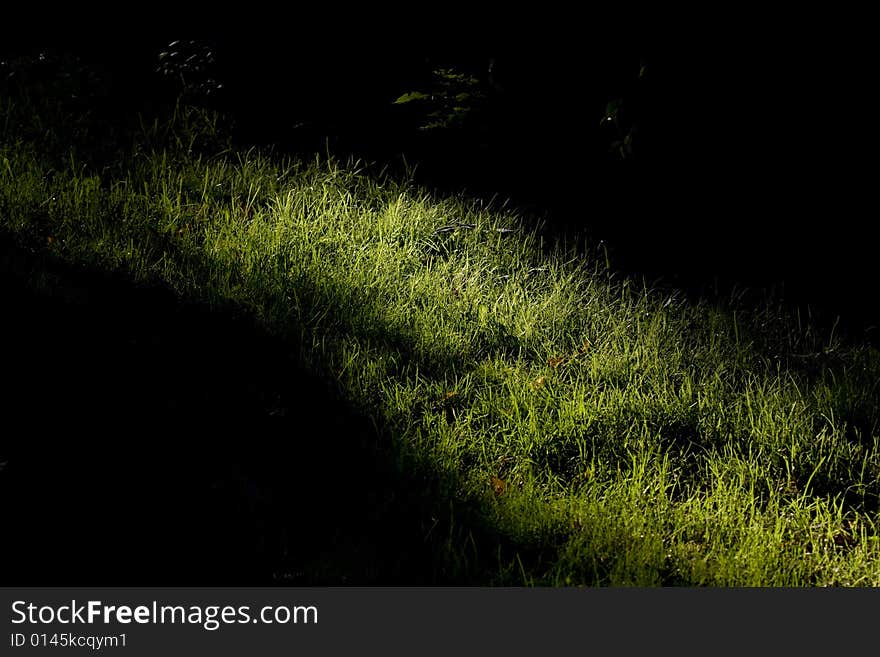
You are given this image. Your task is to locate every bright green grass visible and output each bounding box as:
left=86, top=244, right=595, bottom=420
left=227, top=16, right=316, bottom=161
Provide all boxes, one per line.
left=2, top=99, right=879, bottom=585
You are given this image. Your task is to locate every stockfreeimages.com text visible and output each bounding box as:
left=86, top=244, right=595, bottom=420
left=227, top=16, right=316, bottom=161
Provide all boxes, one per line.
left=11, top=600, right=317, bottom=631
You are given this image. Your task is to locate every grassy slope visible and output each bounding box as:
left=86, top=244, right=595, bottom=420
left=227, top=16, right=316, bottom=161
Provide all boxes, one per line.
left=2, top=97, right=879, bottom=586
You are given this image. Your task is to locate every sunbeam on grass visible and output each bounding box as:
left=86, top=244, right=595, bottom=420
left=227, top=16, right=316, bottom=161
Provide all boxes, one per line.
left=1, top=94, right=878, bottom=586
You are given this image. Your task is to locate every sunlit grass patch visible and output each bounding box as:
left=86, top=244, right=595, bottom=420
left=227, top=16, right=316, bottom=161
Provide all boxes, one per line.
left=2, top=97, right=878, bottom=585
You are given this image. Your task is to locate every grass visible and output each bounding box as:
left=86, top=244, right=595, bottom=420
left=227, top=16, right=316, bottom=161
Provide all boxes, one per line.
left=1, top=88, right=879, bottom=586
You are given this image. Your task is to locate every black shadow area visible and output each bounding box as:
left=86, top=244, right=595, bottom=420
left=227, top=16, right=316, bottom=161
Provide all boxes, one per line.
left=0, top=239, right=444, bottom=586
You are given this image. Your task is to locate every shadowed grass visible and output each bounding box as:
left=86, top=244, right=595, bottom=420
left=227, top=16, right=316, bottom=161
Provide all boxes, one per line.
left=1, top=93, right=879, bottom=586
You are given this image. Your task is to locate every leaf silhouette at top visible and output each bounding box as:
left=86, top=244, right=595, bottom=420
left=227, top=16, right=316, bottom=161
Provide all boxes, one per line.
left=393, top=91, right=431, bottom=105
